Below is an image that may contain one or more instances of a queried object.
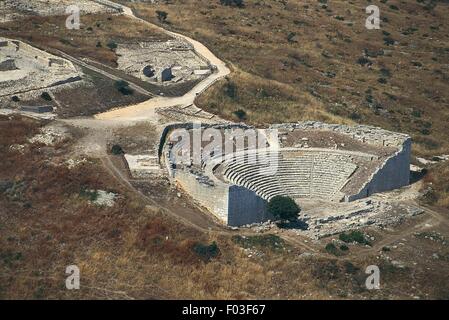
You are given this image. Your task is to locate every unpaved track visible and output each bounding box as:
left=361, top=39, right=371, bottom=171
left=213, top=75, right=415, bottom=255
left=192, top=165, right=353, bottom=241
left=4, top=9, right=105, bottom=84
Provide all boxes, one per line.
left=91, top=0, right=230, bottom=121
left=100, top=155, right=225, bottom=233
left=56, top=49, right=155, bottom=98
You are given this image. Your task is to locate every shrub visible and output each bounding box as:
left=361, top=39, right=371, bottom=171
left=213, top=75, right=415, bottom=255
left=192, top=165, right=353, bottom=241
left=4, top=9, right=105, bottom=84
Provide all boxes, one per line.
left=111, top=144, right=124, bottom=155
left=115, top=80, right=128, bottom=88
left=267, top=196, right=300, bottom=221
left=357, top=57, right=372, bottom=66
left=107, top=40, right=117, bottom=50
left=344, top=261, right=358, bottom=273
left=156, top=10, right=168, bottom=23
left=193, top=241, right=220, bottom=262
left=224, top=80, right=238, bottom=99
left=232, top=234, right=286, bottom=251
left=79, top=188, right=99, bottom=202
left=383, top=37, right=395, bottom=46
left=412, top=110, right=422, bottom=118
left=220, top=0, right=245, bottom=7
left=349, top=111, right=361, bottom=121
left=340, top=244, right=349, bottom=251
left=420, top=128, right=430, bottom=135
left=325, top=243, right=340, bottom=256
left=380, top=68, right=391, bottom=77
left=423, top=0, right=437, bottom=11
left=41, top=92, right=52, bottom=101
left=233, top=109, right=247, bottom=120
left=11, top=96, right=20, bottom=102
left=276, top=219, right=308, bottom=230
left=115, top=80, right=134, bottom=95
left=339, top=231, right=371, bottom=245
left=403, top=27, right=418, bottom=36
left=59, top=38, right=71, bottom=45
left=287, top=32, right=297, bottom=43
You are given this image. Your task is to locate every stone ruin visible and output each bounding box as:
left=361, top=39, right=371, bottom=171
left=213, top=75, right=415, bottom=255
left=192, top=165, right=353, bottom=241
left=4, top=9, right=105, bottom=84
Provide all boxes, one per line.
left=116, top=40, right=211, bottom=86
left=156, top=121, right=413, bottom=230
left=124, top=154, right=162, bottom=179
left=0, top=37, right=82, bottom=97
left=158, top=67, right=173, bottom=83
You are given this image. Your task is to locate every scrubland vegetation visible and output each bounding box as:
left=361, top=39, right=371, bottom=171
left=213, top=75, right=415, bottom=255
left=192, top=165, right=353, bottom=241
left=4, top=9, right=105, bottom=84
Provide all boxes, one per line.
left=1, top=115, right=448, bottom=299
left=0, top=13, right=169, bottom=66
left=125, top=0, right=449, bottom=157
left=421, top=162, right=449, bottom=209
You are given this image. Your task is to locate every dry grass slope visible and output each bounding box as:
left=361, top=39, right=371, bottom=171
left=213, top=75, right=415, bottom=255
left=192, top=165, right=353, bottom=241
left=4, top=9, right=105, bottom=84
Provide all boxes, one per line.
left=0, top=13, right=169, bottom=67
left=125, top=0, right=449, bottom=157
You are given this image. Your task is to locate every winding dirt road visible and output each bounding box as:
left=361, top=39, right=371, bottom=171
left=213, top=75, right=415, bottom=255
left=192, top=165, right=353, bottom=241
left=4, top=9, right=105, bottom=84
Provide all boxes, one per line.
left=62, top=0, right=249, bottom=239
left=92, top=0, right=230, bottom=121
left=61, top=0, right=240, bottom=235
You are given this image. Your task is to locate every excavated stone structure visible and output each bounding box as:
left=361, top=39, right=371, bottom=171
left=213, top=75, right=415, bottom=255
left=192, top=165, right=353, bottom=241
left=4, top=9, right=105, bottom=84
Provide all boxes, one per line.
left=158, top=121, right=411, bottom=227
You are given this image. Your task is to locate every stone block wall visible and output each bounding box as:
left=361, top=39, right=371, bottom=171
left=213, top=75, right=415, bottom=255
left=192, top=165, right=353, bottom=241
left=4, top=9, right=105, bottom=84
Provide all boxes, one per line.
left=175, top=170, right=229, bottom=223
left=175, top=170, right=272, bottom=226
left=227, top=186, right=272, bottom=227
left=345, top=138, right=411, bottom=201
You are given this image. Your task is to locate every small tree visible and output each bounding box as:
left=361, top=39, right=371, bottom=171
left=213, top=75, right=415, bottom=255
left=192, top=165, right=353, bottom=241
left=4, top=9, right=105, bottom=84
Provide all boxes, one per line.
left=156, top=10, right=168, bottom=23
left=107, top=40, right=117, bottom=50
left=193, top=241, right=220, bottom=262
left=267, top=196, right=300, bottom=221
left=41, top=92, right=52, bottom=101
left=115, top=80, right=134, bottom=95
left=287, top=32, right=297, bottom=43
left=233, top=109, right=246, bottom=120
left=220, top=0, right=244, bottom=7
left=224, top=80, right=237, bottom=99
left=111, top=144, right=124, bottom=155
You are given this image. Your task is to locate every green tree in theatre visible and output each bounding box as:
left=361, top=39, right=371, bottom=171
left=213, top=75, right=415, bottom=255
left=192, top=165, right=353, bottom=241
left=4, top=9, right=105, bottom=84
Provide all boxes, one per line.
left=267, top=196, right=300, bottom=221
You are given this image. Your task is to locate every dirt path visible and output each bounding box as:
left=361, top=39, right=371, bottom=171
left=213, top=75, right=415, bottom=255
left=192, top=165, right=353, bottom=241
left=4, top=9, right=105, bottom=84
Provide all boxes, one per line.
left=55, top=49, right=155, bottom=98
left=344, top=215, right=439, bottom=259
left=92, top=0, right=230, bottom=121
left=100, top=155, right=225, bottom=232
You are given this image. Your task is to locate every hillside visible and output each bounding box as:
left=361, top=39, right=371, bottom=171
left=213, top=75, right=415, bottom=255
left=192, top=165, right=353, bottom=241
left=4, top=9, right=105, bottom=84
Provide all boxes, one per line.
left=124, top=0, right=449, bottom=157
left=1, top=0, right=449, bottom=300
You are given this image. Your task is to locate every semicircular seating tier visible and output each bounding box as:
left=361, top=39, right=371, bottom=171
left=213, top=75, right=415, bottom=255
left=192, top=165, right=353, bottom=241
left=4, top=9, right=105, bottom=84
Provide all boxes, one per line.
left=219, top=149, right=360, bottom=202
